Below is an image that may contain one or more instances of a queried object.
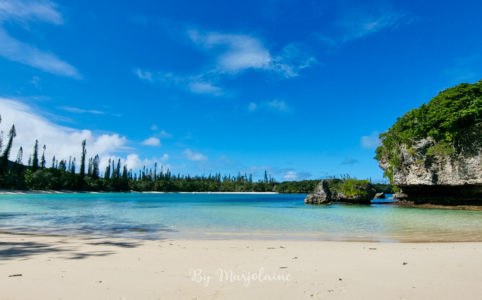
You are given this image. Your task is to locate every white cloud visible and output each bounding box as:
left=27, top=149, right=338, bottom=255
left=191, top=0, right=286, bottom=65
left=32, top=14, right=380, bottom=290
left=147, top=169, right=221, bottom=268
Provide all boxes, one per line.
left=271, top=43, right=317, bottom=78
left=0, top=0, right=80, bottom=78
left=134, top=68, right=153, bottom=82
left=134, top=68, right=224, bottom=96
left=0, top=98, right=173, bottom=174
left=0, top=98, right=128, bottom=167
left=150, top=125, right=172, bottom=138
left=361, top=131, right=380, bottom=149
left=188, top=81, right=223, bottom=96
left=123, top=154, right=161, bottom=171
left=189, top=30, right=272, bottom=74
left=317, top=8, right=412, bottom=48
left=158, top=130, right=172, bottom=138
left=266, top=100, right=291, bottom=112
left=249, top=99, right=293, bottom=113
left=59, top=106, right=104, bottom=115
left=0, top=29, right=80, bottom=78
left=183, top=149, right=207, bottom=161
left=339, top=8, right=412, bottom=44
left=99, top=153, right=169, bottom=173
left=135, top=29, right=316, bottom=96
left=142, top=137, right=161, bottom=147
left=124, top=154, right=143, bottom=171
left=283, top=170, right=298, bottom=181
left=188, top=29, right=315, bottom=78
left=0, top=0, right=63, bottom=24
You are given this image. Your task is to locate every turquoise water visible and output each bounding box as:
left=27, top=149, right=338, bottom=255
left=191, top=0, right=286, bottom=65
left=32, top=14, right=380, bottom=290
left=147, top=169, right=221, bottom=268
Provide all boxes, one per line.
left=1, top=193, right=482, bottom=242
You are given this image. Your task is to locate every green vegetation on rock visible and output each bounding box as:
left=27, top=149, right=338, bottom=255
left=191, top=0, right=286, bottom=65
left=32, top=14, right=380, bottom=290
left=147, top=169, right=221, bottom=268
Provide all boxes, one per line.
left=375, top=80, right=482, bottom=184
left=324, top=178, right=376, bottom=199
left=304, top=178, right=379, bottom=204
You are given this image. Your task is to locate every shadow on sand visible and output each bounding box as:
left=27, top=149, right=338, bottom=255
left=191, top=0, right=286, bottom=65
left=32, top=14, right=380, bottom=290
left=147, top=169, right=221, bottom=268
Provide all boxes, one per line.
left=0, top=235, right=147, bottom=261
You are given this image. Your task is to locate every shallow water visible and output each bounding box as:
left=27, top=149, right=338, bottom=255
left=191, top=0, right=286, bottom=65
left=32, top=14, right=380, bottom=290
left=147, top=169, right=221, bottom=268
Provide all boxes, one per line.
left=1, top=193, right=482, bottom=242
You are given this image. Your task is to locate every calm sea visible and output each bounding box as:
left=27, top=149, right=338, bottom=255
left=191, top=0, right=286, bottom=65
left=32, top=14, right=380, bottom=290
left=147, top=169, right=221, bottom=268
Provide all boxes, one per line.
left=1, top=193, right=482, bottom=242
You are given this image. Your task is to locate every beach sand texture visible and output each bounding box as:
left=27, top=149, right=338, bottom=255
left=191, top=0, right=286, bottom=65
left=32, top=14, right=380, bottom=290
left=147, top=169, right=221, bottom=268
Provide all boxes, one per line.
left=1, top=233, right=482, bottom=300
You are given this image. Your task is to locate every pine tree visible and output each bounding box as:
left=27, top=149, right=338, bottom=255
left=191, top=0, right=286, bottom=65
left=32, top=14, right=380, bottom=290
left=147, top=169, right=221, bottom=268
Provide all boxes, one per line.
left=87, top=157, right=93, bottom=176
left=115, top=159, right=121, bottom=178
left=111, top=160, right=115, bottom=179
left=121, top=165, right=126, bottom=177
left=59, top=160, right=66, bottom=171
left=40, top=145, right=46, bottom=168
left=32, top=140, right=39, bottom=172
left=15, top=147, right=23, bottom=165
left=0, top=114, right=3, bottom=154
left=105, top=159, right=111, bottom=180
left=0, top=125, right=16, bottom=174
left=92, top=155, right=100, bottom=179
left=70, top=157, right=76, bottom=174
left=80, top=140, right=86, bottom=178
left=13, top=146, right=24, bottom=175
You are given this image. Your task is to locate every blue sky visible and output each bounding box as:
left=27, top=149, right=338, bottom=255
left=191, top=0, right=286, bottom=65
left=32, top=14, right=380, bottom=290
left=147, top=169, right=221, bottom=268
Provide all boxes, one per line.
left=0, top=0, right=481, bottom=182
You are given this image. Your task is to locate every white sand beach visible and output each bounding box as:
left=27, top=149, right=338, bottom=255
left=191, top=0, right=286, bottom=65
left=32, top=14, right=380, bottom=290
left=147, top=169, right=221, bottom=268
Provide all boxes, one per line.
left=1, top=233, right=481, bottom=300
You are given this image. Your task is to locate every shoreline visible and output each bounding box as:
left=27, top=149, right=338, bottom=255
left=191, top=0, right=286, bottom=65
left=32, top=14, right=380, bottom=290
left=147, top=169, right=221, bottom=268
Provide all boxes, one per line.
left=1, top=232, right=481, bottom=299
left=2, top=227, right=482, bottom=243
left=3, top=190, right=482, bottom=211
left=0, top=189, right=279, bottom=195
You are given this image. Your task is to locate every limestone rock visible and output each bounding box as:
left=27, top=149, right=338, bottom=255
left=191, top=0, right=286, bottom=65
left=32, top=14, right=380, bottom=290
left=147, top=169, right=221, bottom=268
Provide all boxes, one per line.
left=378, top=128, right=482, bottom=205
left=305, top=180, right=376, bottom=205
left=304, top=181, right=332, bottom=204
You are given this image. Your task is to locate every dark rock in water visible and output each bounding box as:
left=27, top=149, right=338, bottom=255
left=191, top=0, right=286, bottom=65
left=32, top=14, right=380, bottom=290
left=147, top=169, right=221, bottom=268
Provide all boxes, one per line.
left=374, top=192, right=386, bottom=199
left=305, top=179, right=376, bottom=205
left=304, top=180, right=332, bottom=204
left=395, top=185, right=482, bottom=205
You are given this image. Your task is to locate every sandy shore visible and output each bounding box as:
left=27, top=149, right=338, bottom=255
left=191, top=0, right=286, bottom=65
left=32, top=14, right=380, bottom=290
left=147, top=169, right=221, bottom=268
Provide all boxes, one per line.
left=1, top=234, right=481, bottom=299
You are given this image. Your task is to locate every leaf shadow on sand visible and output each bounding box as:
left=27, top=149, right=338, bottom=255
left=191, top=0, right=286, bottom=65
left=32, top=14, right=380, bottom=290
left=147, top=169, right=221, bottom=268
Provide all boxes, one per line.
left=0, top=235, right=151, bottom=261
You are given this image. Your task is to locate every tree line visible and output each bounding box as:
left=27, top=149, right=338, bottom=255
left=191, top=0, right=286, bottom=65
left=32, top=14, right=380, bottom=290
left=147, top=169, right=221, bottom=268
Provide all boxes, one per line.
left=0, top=117, right=279, bottom=192
left=0, top=116, right=392, bottom=193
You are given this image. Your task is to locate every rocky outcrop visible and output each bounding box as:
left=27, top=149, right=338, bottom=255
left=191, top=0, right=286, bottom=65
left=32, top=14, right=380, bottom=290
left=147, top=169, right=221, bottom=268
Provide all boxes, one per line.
left=305, top=179, right=377, bottom=205
left=375, top=81, right=482, bottom=206
left=304, top=180, right=332, bottom=204
left=333, top=184, right=376, bottom=204
left=378, top=132, right=482, bottom=205
left=379, top=136, right=482, bottom=186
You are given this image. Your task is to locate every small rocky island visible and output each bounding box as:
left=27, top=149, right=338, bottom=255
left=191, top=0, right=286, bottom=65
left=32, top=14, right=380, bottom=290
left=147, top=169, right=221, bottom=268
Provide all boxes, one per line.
left=305, top=179, right=376, bottom=205
left=375, top=80, right=481, bottom=205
